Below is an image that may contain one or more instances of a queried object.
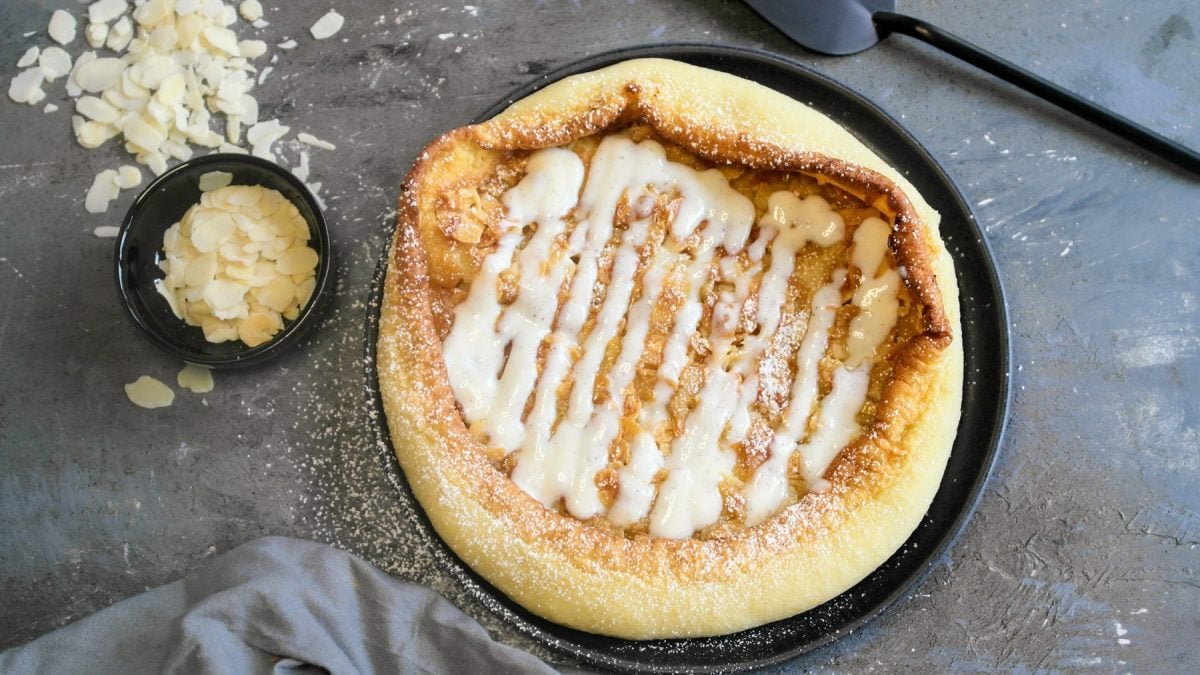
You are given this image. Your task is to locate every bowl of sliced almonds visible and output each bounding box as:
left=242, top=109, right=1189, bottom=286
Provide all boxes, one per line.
left=115, top=153, right=333, bottom=368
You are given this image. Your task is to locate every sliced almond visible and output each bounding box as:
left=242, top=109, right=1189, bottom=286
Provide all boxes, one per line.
left=177, top=363, right=214, bottom=393
left=125, top=375, right=175, bottom=409
left=297, top=132, right=336, bottom=151
left=275, top=244, right=319, bottom=275
left=76, top=95, right=120, bottom=123
left=238, top=311, right=281, bottom=347
left=106, top=16, right=133, bottom=52
left=198, top=170, right=234, bottom=192
left=201, top=316, right=238, bottom=342
left=89, top=0, right=128, bottom=25
left=17, top=47, right=40, bottom=69
left=84, top=169, right=120, bottom=213
left=190, top=211, right=237, bottom=252
left=201, top=26, right=241, bottom=56
left=74, top=57, right=126, bottom=93
left=85, top=22, right=109, bottom=49
left=310, top=11, right=344, bottom=40
left=154, top=278, right=184, bottom=319
left=48, top=11, right=78, bottom=46
left=38, top=47, right=73, bottom=81
left=255, top=275, right=295, bottom=313
left=238, top=0, right=263, bottom=22
left=8, top=68, right=45, bottom=105
left=115, top=165, right=142, bottom=189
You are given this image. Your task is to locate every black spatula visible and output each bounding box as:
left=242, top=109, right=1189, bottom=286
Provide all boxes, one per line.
left=743, top=0, right=1200, bottom=175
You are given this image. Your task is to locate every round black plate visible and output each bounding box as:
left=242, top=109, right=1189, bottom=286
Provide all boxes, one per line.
left=364, top=44, right=1010, bottom=672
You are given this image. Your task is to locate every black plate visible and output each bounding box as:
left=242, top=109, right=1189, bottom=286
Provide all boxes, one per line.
left=364, top=44, right=1010, bottom=672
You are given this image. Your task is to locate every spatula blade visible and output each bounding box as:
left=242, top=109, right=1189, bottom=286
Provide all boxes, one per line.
left=744, top=0, right=896, bottom=56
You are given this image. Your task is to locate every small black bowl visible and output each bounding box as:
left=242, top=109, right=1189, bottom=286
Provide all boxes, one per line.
left=115, top=153, right=333, bottom=368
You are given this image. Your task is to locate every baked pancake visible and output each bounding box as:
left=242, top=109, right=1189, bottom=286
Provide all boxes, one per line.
left=377, top=58, right=963, bottom=639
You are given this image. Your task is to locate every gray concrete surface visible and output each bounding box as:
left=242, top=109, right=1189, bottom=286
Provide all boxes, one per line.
left=1, top=0, right=1197, bottom=671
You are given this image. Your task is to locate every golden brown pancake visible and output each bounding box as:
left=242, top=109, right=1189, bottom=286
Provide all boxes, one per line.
left=377, top=58, right=963, bottom=639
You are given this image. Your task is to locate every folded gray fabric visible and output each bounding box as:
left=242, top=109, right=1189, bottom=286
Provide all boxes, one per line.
left=0, top=536, right=557, bottom=675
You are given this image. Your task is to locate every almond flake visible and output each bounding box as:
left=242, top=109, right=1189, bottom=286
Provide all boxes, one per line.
left=239, top=0, right=264, bottom=23
left=310, top=11, right=344, bottom=40
left=76, top=95, right=120, bottom=123
left=297, top=132, right=336, bottom=151
left=177, top=363, right=214, bottom=393
left=106, top=16, right=133, bottom=52
left=85, top=169, right=120, bottom=213
left=8, top=68, right=45, bottom=104
left=115, top=165, right=142, bottom=188
left=198, top=171, right=234, bottom=192
left=74, top=57, right=126, bottom=93
left=48, top=11, right=78, bottom=46
left=39, top=47, right=73, bottom=81
left=124, top=375, right=175, bottom=409
left=17, top=47, right=40, bottom=68
left=89, top=0, right=128, bottom=25
left=85, top=23, right=109, bottom=49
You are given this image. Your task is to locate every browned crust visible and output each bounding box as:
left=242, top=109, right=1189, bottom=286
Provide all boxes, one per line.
left=378, top=59, right=962, bottom=637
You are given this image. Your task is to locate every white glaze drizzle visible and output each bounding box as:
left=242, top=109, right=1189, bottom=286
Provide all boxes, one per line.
left=742, top=271, right=844, bottom=525
left=743, top=214, right=902, bottom=519
left=846, top=217, right=901, bottom=369
left=442, top=137, right=904, bottom=537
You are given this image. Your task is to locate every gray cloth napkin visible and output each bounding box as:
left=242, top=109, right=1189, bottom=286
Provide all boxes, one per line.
left=0, top=536, right=557, bottom=674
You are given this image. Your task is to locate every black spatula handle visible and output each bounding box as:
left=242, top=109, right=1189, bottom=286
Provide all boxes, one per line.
left=874, top=11, right=1200, bottom=176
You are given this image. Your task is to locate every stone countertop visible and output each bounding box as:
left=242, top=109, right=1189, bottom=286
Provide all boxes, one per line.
left=1, top=0, right=1196, bottom=670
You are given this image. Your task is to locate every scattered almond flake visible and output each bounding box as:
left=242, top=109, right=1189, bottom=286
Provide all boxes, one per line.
left=177, top=363, right=215, bottom=393
left=85, top=168, right=120, bottom=213
left=297, top=132, right=335, bottom=151
left=93, top=225, right=121, bottom=237
left=73, top=57, right=125, bottom=93
left=84, top=22, right=109, bottom=48
left=246, top=118, right=289, bottom=159
left=144, top=151, right=168, bottom=176
left=294, top=150, right=310, bottom=182
left=437, top=32, right=455, bottom=40
left=238, top=39, right=267, bottom=59
left=201, top=26, right=241, bottom=56
left=38, top=47, right=73, bottom=81
left=9, top=68, right=46, bottom=105
left=48, top=10, right=78, bottom=45
left=277, top=39, right=297, bottom=50
left=105, top=16, right=133, bottom=52
left=124, top=114, right=167, bottom=153
left=89, top=0, right=128, bottom=24
left=198, top=170, right=234, bottom=191
left=64, top=51, right=95, bottom=97
left=252, top=19, right=269, bottom=29
left=239, top=0, right=263, bottom=23
left=125, top=375, right=175, bottom=409
left=309, top=11, right=344, bottom=40
left=17, top=47, right=40, bottom=68
left=239, top=93, right=258, bottom=124
left=305, top=180, right=325, bottom=209
left=72, top=114, right=118, bottom=148
left=8, top=0, right=329, bottom=223
left=75, top=94, right=118, bottom=123
left=115, top=165, right=142, bottom=189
